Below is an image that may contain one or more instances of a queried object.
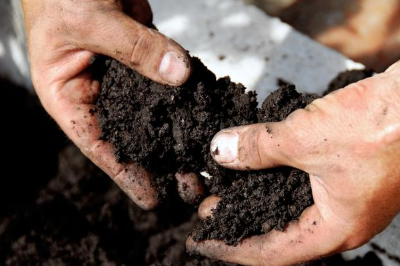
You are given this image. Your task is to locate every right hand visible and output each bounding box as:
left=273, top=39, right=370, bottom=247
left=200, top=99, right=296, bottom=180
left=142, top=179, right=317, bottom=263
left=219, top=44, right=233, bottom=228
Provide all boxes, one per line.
left=21, top=0, right=202, bottom=209
left=187, top=62, right=400, bottom=265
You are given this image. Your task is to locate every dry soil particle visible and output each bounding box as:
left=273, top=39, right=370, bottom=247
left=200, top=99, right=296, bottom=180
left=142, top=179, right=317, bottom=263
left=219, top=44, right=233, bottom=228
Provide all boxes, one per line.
left=96, top=57, right=315, bottom=245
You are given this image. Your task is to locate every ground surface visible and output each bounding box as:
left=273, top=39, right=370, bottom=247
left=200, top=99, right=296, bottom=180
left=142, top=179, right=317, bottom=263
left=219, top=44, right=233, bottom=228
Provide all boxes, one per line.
left=0, top=73, right=383, bottom=265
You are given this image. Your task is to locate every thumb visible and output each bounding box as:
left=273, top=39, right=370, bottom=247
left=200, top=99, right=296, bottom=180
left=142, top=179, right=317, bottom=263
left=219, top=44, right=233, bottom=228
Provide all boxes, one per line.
left=210, top=120, right=304, bottom=170
left=76, top=11, right=191, bottom=86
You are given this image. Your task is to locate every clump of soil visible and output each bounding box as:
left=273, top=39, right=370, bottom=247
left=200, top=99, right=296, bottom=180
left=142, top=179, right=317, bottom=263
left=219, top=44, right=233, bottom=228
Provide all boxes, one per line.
left=192, top=86, right=317, bottom=245
left=0, top=68, right=379, bottom=265
left=96, top=57, right=316, bottom=245
left=324, top=69, right=374, bottom=95
left=96, top=58, right=258, bottom=198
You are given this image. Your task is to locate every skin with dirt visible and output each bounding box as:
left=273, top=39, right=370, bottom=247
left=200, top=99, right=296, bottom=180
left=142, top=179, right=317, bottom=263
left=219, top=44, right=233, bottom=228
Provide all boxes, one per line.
left=0, top=66, right=378, bottom=265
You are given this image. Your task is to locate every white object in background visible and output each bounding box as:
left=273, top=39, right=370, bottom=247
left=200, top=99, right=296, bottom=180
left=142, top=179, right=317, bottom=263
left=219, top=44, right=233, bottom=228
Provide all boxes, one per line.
left=150, top=0, right=363, bottom=103
left=0, top=0, right=32, bottom=90
left=150, top=0, right=400, bottom=265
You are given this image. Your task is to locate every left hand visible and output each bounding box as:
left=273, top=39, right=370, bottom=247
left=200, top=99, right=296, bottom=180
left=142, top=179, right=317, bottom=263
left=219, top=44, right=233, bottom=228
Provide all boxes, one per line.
left=21, top=0, right=199, bottom=209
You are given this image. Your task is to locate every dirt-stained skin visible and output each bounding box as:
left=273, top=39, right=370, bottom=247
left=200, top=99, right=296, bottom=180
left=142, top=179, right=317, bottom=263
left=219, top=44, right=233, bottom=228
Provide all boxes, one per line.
left=21, top=0, right=194, bottom=209
left=188, top=62, right=400, bottom=265
left=176, top=172, right=205, bottom=205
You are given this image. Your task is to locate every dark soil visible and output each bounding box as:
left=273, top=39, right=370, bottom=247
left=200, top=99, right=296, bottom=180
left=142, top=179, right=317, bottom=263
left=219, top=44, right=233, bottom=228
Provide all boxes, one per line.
left=0, top=65, right=379, bottom=266
left=96, top=57, right=374, bottom=246
left=0, top=78, right=66, bottom=212
left=96, top=57, right=316, bottom=245
left=96, top=57, right=258, bottom=198
left=192, top=86, right=317, bottom=245
left=324, top=69, right=374, bottom=95
left=0, top=143, right=380, bottom=266
left=0, top=144, right=233, bottom=266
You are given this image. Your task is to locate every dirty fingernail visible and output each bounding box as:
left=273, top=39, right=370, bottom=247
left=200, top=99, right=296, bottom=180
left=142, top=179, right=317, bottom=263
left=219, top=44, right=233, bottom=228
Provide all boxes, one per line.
left=199, top=195, right=221, bottom=220
left=159, top=51, right=190, bottom=85
left=210, top=131, right=238, bottom=164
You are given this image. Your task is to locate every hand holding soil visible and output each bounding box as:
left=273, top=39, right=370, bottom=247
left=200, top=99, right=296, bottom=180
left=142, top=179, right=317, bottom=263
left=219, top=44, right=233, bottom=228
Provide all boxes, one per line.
left=187, top=62, right=400, bottom=265
left=21, top=0, right=195, bottom=209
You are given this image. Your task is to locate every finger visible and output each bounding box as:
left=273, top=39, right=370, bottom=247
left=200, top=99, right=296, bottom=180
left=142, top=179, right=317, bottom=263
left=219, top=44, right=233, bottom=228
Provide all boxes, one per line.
left=210, top=122, right=299, bottom=170
left=198, top=195, right=221, bottom=220
left=42, top=66, right=158, bottom=210
left=385, top=59, right=400, bottom=74
left=187, top=205, right=349, bottom=266
left=175, top=172, right=204, bottom=205
left=74, top=11, right=191, bottom=86
left=123, top=0, right=153, bottom=26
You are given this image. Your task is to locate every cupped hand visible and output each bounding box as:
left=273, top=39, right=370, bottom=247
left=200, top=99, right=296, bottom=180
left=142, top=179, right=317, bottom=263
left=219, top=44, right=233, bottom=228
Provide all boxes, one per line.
left=21, top=0, right=202, bottom=209
left=187, top=62, right=400, bottom=265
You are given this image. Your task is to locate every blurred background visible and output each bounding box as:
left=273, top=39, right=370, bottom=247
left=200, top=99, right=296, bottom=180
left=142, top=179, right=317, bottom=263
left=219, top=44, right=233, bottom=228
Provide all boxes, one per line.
left=244, top=0, right=400, bottom=72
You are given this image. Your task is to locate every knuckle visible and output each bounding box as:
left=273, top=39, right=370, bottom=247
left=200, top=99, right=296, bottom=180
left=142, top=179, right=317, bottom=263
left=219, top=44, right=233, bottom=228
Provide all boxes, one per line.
left=130, top=30, right=153, bottom=66
left=285, top=108, right=308, bottom=124
left=283, top=110, right=311, bottom=159
left=304, top=98, right=324, bottom=112
left=345, top=79, right=370, bottom=95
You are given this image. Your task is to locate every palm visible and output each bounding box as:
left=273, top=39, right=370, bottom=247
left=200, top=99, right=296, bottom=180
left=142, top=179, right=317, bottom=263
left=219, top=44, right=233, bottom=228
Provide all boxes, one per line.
left=23, top=0, right=193, bottom=209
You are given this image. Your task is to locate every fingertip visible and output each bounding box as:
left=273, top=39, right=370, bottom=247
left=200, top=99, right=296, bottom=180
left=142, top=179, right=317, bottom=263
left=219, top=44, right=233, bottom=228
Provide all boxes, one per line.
left=198, top=195, right=221, bottom=220
left=185, top=236, right=199, bottom=255
left=175, top=172, right=204, bottom=205
left=210, top=129, right=239, bottom=165
left=134, top=194, right=159, bottom=210
left=159, top=50, right=191, bottom=86
left=113, top=164, right=159, bottom=210
left=185, top=236, right=211, bottom=257
left=210, top=123, right=291, bottom=170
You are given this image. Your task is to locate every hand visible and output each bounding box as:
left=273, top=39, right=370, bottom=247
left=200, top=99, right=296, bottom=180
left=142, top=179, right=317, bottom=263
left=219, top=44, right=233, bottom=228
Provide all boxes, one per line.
left=21, top=0, right=201, bottom=209
left=187, top=62, right=400, bottom=265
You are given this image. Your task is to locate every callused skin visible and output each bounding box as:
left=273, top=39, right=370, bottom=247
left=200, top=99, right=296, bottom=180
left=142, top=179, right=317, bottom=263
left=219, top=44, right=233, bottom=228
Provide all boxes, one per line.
left=21, top=0, right=198, bottom=210
left=187, top=62, right=400, bottom=266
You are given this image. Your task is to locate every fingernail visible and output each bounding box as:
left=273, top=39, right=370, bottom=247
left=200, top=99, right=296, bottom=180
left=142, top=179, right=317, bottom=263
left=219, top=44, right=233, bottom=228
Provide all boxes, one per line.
left=159, top=51, right=190, bottom=85
left=210, top=131, right=238, bottom=164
